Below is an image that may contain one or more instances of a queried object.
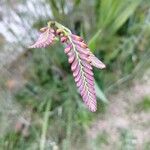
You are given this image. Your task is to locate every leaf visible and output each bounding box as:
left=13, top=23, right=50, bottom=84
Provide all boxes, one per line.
left=29, top=28, right=55, bottom=48
left=110, top=0, right=142, bottom=33
left=99, top=0, right=142, bottom=33
left=89, top=0, right=142, bottom=51
left=65, top=34, right=97, bottom=112
left=88, top=29, right=102, bottom=51
left=89, top=52, right=106, bottom=69
left=95, top=82, right=108, bottom=104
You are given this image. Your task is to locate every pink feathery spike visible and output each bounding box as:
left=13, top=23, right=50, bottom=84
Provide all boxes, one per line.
left=29, top=22, right=106, bottom=112
left=63, top=34, right=105, bottom=112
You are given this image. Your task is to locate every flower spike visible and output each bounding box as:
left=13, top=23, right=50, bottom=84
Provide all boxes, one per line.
left=29, top=21, right=106, bottom=112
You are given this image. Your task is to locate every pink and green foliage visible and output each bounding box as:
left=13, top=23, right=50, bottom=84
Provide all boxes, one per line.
left=29, top=21, right=105, bottom=112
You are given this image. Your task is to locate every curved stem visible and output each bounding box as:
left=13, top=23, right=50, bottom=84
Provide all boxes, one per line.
left=48, top=21, right=72, bottom=34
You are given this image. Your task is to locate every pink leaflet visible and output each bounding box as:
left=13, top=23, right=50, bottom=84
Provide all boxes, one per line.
left=64, top=44, right=72, bottom=54
left=86, top=86, right=94, bottom=95
left=80, top=86, right=87, bottom=96
left=71, top=34, right=83, bottom=42
left=73, top=65, right=80, bottom=77
left=71, top=58, right=79, bottom=71
left=74, top=72, right=81, bottom=83
left=83, top=93, right=89, bottom=103
left=89, top=53, right=106, bottom=69
left=87, top=79, right=94, bottom=86
left=67, top=51, right=74, bottom=57
left=76, top=78, right=83, bottom=87
left=72, top=40, right=87, bottom=48
left=68, top=53, right=75, bottom=63
left=83, top=67, right=93, bottom=76
left=76, top=45, right=90, bottom=55
left=84, top=73, right=94, bottom=82
left=78, top=80, right=85, bottom=91
left=81, top=60, right=92, bottom=70
left=61, top=36, right=68, bottom=43
left=79, top=53, right=90, bottom=62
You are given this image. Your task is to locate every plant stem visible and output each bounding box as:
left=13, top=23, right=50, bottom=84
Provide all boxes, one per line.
left=40, top=100, right=51, bottom=150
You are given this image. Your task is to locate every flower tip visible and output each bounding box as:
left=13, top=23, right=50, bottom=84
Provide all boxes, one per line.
left=91, top=108, right=97, bottom=112
left=101, top=63, right=106, bottom=69
left=89, top=105, right=97, bottom=112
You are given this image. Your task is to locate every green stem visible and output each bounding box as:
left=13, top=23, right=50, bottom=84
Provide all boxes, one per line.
left=40, top=100, right=51, bottom=150
left=47, top=21, right=72, bottom=34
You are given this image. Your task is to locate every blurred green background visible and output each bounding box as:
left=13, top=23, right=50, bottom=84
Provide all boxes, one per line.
left=0, top=0, right=150, bottom=150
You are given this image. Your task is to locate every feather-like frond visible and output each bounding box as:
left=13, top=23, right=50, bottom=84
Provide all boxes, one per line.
left=64, top=34, right=97, bottom=112
left=29, top=28, right=55, bottom=48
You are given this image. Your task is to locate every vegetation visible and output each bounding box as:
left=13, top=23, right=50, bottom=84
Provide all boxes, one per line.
left=0, top=0, right=150, bottom=149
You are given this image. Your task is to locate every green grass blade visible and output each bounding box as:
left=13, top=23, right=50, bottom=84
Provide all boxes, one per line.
left=95, top=81, right=108, bottom=104
left=111, top=0, right=142, bottom=34
left=40, top=100, right=51, bottom=150
left=89, top=0, right=142, bottom=51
